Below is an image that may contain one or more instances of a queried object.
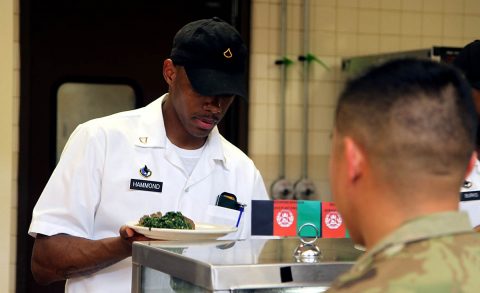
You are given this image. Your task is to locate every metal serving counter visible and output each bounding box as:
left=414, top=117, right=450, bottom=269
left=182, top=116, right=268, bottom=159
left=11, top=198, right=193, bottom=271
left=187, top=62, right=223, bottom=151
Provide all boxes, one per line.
left=132, top=238, right=363, bottom=292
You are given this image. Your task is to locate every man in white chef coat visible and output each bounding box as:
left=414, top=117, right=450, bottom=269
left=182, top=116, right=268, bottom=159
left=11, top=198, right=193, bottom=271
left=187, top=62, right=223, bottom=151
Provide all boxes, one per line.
left=454, top=40, right=480, bottom=231
left=29, top=17, right=269, bottom=292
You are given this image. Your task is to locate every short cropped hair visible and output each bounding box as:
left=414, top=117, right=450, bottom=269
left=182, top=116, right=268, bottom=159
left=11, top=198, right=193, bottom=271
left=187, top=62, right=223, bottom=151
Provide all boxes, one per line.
left=335, top=58, right=477, bottom=178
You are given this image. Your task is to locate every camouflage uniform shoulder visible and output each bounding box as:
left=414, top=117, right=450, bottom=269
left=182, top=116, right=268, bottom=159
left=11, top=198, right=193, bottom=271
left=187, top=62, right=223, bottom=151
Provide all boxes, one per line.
left=327, top=232, right=480, bottom=293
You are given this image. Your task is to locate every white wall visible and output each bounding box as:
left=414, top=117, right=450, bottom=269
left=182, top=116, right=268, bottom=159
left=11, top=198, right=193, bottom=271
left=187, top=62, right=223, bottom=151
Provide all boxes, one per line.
left=248, top=0, right=480, bottom=201
left=0, top=0, right=18, bottom=291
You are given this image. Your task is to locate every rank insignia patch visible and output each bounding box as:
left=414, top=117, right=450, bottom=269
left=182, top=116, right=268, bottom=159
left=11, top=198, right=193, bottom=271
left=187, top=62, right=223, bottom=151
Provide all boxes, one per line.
left=223, top=48, right=233, bottom=58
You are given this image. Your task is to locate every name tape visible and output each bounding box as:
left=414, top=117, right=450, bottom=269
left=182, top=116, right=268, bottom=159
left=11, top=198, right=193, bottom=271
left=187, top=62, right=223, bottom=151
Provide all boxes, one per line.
left=130, top=179, right=163, bottom=193
left=460, top=191, right=480, bottom=202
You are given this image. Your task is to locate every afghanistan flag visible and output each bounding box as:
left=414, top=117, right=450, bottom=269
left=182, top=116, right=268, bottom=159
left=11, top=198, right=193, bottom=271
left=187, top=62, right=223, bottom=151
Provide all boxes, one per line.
left=251, top=200, right=348, bottom=238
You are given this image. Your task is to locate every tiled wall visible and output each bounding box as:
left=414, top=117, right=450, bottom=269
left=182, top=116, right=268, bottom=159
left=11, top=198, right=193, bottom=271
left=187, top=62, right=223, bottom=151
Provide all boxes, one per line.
left=248, top=0, right=480, bottom=201
left=0, top=0, right=18, bottom=291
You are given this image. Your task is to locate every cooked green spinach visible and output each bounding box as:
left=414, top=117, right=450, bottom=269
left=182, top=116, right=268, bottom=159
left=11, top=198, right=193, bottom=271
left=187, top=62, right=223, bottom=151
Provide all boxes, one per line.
left=138, top=211, right=195, bottom=230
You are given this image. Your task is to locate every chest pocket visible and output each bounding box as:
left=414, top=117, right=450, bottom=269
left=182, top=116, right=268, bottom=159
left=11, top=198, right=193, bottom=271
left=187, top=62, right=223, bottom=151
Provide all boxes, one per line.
left=205, top=205, right=241, bottom=228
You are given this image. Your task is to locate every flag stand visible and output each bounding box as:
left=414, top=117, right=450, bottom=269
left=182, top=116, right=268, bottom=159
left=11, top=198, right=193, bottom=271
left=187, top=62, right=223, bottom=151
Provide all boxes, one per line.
left=294, top=223, right=321, bottom=263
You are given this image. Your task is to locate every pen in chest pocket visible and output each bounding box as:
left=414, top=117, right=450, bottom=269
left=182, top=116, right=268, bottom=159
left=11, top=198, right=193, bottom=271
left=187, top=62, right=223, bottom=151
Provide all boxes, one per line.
left=235, top=204, right=246, bottom=227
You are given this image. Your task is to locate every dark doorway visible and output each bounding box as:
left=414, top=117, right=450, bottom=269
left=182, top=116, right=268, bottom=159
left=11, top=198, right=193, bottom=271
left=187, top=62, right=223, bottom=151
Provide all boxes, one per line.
left=17, top=1, right=251, bottom=292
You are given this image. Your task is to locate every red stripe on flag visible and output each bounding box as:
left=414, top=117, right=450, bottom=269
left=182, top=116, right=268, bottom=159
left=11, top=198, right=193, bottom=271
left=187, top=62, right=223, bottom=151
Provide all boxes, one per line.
left=322, top=202, right=346, bottom=238
left=273, top=200, right=297, bottom=236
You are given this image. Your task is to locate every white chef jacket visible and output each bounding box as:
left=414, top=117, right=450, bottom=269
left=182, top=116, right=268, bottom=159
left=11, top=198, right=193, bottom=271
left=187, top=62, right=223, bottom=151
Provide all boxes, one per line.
left=29, top=94, right=269, bottom=293
left=460, top=159, right=480, bottom=228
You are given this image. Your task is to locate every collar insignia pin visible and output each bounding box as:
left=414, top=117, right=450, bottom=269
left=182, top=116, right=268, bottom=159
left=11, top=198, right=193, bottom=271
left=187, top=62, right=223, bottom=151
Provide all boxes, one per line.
left=140, top=165, right=152, bottom=178
left=223, top=48, right=233, bottom=58
left=139, top=137, right=148, bottom=144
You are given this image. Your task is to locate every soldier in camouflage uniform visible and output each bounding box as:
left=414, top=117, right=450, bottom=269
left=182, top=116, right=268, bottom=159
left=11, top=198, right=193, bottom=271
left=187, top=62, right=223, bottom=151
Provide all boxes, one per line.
left=327, top=58, right=480, bottom=292
left=454, top=40, right=480, bottom=232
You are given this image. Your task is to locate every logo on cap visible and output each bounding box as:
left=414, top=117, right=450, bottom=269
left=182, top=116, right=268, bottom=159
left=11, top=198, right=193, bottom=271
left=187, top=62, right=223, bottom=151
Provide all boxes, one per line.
left=223, top=48, right=233, bottom=59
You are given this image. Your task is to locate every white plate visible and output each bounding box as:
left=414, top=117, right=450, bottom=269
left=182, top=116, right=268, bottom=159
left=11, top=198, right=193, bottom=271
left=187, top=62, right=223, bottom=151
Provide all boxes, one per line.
left=126, top=221, right=238, bottom=240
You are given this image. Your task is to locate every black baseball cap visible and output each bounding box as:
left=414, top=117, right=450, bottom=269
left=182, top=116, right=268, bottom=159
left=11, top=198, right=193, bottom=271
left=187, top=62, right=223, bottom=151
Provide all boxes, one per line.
left=454, top=40, right=480, bottom=90
left=170, top=17, right=248, bottom=99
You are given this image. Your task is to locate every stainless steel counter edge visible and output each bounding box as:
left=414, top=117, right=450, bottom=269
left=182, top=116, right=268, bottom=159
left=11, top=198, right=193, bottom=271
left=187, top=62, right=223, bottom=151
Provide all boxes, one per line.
left=207, top=262, right=354, bottom=290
